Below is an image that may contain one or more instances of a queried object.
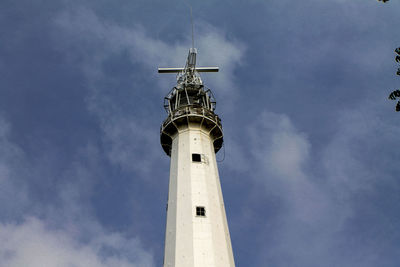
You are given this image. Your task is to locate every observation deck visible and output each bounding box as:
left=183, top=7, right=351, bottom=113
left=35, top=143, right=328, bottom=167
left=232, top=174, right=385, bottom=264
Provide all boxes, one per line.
left=160, top=104, right=223, bottom=156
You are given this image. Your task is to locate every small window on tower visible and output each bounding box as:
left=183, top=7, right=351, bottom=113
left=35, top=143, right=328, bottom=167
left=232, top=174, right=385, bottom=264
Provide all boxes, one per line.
left=192, top=153, right=201, bottom=162
left=196, top=206, right=206, bottom=217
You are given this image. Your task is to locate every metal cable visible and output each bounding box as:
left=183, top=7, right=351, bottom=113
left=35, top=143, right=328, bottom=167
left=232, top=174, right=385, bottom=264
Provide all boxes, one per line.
left=217, top=141, right=225, bottom=162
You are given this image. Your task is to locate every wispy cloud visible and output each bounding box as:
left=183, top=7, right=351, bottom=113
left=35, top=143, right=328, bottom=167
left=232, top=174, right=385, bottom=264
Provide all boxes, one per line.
left=0, top=217, right=154, bottom=267
left=229, top=99, right=400, bottom=266
left=0, top=117, right=29, bottom=220
left=54, top=7, right=245, bottom=94
left=246, top=111, right=329, bottom=224
left=0, top=114, right=155, bottom=266
left=249, top=111, right=310, bottom=180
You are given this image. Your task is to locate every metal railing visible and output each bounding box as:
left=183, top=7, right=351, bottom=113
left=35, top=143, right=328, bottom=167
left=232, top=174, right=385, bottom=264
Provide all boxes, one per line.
left=161, top=105, right=221, bottom=131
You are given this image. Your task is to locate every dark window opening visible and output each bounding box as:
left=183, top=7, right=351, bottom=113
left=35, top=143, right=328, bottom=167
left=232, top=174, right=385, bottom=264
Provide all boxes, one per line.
left=192, top=153, right=201, bottom=162
left=196, top=206, right=206, bottom=217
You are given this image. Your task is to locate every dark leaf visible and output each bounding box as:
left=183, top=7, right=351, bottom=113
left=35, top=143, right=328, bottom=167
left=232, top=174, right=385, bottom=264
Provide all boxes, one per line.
left=388, top=90, right=400, bottom=100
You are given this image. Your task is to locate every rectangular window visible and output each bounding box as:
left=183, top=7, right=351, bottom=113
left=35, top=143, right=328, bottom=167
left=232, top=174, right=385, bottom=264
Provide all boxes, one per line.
left=196, top=206, right=206, bottom=217
left=192, top=153, right=201, bottom=162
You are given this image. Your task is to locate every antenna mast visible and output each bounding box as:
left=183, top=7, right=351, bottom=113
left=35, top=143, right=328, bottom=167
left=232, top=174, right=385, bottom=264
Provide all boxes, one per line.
left=190, top=5, right=194, bottom=49
left=184, top=0, right=195, bottom=49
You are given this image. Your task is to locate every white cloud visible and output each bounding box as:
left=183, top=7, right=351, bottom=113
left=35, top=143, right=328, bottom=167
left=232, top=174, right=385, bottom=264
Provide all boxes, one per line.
left=0, top=217, right=154, bottom=267
left=194, top=24, right=245, bottom=96
left=246, top=111, right=331, bottom=223
left=99, top=116, right=159, bottom=175
left=241, top=98, right=400, bottom=266
left=249, top=111, right=310, bottom=180
left=0, top=116, right=156, bottom=266
left=322, top=98, right=400, bottom=199
left=0, top=117, right=29, bottom=220
left=54, top=7, right=244, bottom=95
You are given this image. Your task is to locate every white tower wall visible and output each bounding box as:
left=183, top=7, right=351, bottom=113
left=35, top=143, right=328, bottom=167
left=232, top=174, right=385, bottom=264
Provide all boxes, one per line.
left=163, top=124, right=235, bottom=267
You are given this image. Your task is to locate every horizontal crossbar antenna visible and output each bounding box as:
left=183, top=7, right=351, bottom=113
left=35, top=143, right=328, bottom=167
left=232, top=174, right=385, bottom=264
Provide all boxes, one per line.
left=158, top=67, right=219, bottom=73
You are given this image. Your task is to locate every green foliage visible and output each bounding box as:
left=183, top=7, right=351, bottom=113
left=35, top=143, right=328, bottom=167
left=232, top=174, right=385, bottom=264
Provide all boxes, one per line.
left=388, top=48, right=400, bottom=112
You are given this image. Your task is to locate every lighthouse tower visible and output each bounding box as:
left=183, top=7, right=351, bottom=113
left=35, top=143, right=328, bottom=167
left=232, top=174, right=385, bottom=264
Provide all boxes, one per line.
left=159, top=48, right=235, bottom=267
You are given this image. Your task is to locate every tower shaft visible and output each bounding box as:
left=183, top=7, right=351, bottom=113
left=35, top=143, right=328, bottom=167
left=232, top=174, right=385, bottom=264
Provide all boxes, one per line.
left=159, top=48, right=235, bottom=267
left=164, top=125, right=234, bottom=267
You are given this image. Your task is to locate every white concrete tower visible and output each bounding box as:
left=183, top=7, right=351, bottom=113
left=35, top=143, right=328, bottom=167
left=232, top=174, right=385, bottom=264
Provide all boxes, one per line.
left=159, top=48, right=235, bottom=267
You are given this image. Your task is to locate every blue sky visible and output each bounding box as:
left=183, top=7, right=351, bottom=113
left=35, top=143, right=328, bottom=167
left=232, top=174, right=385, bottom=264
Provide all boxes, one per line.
left=0, top=0, right=400, bottom=266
